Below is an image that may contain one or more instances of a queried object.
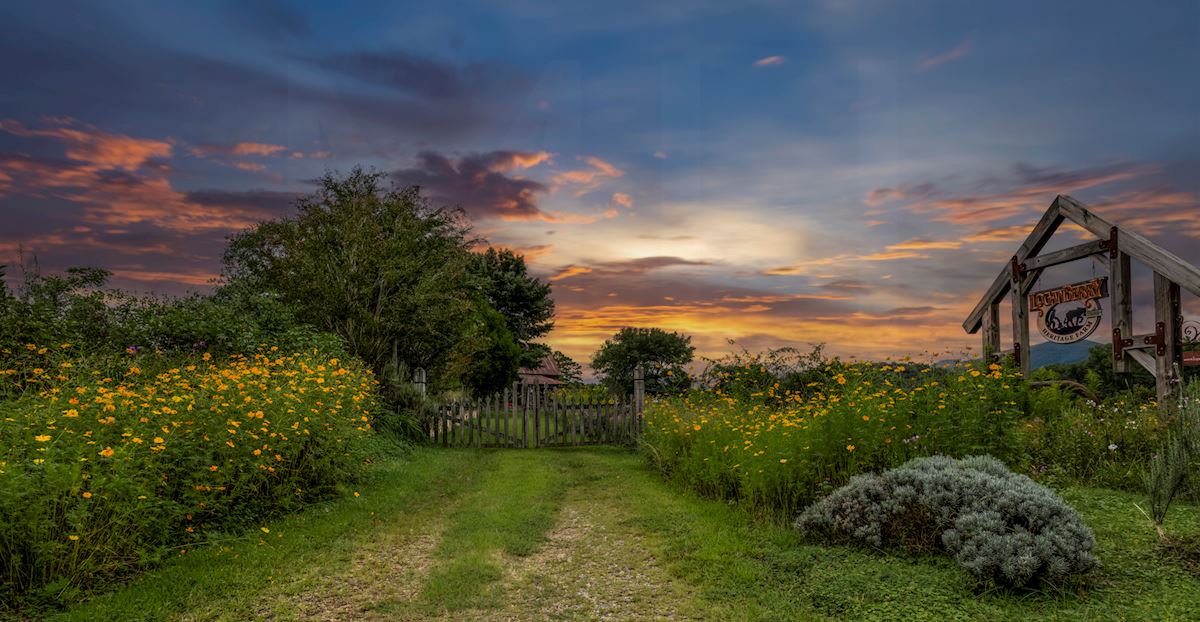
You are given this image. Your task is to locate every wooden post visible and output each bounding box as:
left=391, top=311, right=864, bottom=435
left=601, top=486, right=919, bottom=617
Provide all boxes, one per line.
left=532, top=386, right=540, bottom=448
left=1010, top=259, right=1031, bottom=378
left=413, top=367, right=426, bottom=396
left=634, top=365, right=645, bottom=414
left=523, top=387, right=531, bottom=448
left=1111, top=251, right=1133, bottom=374
left=982, top=302, right=1001, bottom=360
left=1154, top=272, right=1183, bottom=403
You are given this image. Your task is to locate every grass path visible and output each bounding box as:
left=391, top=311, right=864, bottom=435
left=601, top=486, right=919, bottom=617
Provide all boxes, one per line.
left=48, top=448, right=1200, bottom=621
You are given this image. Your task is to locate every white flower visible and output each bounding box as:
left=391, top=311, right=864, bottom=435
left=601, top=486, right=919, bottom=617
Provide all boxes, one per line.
left=1107, top=443, right=1118, bottom=451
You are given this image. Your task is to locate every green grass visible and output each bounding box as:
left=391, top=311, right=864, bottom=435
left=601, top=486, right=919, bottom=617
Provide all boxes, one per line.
left=30, top=447, right=1200, bottom=621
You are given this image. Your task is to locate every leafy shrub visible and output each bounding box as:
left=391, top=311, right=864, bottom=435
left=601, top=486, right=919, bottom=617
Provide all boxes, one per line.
left=795, top=455, right=1099, bottom=587
left=641, top=359, right=1028, bottom=516
left=0, top=346, right=378, bottom=607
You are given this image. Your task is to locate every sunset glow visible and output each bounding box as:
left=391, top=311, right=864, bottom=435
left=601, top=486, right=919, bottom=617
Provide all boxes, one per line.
left=3, top=1, right=1199, bottom=371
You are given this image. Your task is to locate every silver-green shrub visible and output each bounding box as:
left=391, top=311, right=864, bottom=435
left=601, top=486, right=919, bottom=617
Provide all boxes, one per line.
left=795, top=455, right=1098, bottom=587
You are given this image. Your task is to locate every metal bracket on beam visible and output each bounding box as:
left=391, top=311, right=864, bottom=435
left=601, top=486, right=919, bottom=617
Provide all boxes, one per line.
left=1012, top=342, right=1021, bottom=367
left=1010, top=255, right=1026, bottom=285
left=1098, top=225, right=1119, bottom=260
left=1113, top=327, right=1131, bottom=362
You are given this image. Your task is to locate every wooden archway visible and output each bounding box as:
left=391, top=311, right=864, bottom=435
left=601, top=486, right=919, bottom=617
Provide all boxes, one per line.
left=963, top=195, right=1200, bottom=403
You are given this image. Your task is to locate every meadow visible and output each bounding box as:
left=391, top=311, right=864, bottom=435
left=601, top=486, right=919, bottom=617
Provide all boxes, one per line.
left=641, top=356, right=1171, bottom=518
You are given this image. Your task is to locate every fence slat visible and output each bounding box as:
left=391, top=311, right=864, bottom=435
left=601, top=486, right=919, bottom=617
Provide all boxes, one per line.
left=488, top=393, right=496, bottom=448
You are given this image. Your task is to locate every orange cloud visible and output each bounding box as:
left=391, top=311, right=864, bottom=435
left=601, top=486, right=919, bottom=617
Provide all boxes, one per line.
left=549, top=265, right=593, bottom=281
left=611, top=192, right=634, bottom=209
left=721, top=293, right=852, bottom=303
left=0, top=119, right=286, bottom=233
left=962, top=225, right=1030, bottom=243
left=552, top=155, right=624, bottom=196
left=231, top=142, right=287, bottom=156
left=110, top=268, right=219, bottom=286
left=885, top=239, right=962, bottom=251
left=764, top=251, right=928, bottom=276
left=1, top=118, right=171, bottom=173
left=234, top=162, right=266, bottom=172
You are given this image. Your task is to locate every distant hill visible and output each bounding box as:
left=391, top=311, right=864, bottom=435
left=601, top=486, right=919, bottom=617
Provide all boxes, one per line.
left=936, top=340, right=1102, bottom=369
left=1030, top=340, right=1103, bottom=369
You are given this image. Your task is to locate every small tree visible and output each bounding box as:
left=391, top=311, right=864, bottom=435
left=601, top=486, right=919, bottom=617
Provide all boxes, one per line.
left=591, top=327, right=694, bottom=395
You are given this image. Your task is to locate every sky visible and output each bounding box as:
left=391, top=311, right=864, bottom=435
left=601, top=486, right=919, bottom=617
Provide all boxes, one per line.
left=2, top=0, right=1199, bottom=371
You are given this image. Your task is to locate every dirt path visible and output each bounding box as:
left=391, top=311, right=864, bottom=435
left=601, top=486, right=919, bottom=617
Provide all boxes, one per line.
left=241, top=450, right=700, bottom=621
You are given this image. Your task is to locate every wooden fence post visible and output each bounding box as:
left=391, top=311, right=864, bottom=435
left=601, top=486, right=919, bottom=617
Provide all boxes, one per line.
left=634, top=365, right=645, bottom=415
left=523, top=386, right=531, bottom=448
left=413, top=367, right=426, bottom=396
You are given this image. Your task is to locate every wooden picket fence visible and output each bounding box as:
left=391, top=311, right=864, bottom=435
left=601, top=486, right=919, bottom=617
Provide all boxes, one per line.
left=431, top=370, right=645, bottom=449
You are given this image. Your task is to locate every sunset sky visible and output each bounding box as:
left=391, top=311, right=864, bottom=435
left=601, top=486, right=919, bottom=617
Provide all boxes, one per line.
left=2, top=1, right=1199, bottom=370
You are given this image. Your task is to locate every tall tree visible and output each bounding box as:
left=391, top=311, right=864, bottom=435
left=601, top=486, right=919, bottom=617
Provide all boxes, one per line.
left=470, top=247, right=555, bottom=360
left=221, top=168, right=478, bottom=385
left=551, top=350, right=583, bottom=385
left=591, top=327, right=695, bottom=394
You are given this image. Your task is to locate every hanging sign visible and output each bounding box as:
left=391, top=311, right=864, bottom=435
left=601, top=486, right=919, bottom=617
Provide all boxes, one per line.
left=1029, top=277, right=1108, bottom=344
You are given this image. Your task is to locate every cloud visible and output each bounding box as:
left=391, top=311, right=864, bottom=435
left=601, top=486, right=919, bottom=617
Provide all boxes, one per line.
left=392, top=149, right=554, bottom=221
left=307, top=49, right=526, bottom=101
left=884, top=162, right=1147, bottom=225
left=637, top=234, right=698, bottom=241
left=551, top=156, right=624, bottom=196
left=549, top=265, right=593, bottom=281
left=917, top=40, right=972, bottom=72
left=0, top=119, right=295, bottom=233
left=764, top=250, right=929, bottom=276
left=753, top=55, right=786, bottom=67
left=962, top=225, right=1030, bottom=243
left=0, top=118, right=171, bottom=174
left=720, top=293, right=852, bottom=303
left=231, top=142, right=287, bottom=156
left=886, top=239, right=962, bottom=251
left=611, top=192, right=634, bottom=208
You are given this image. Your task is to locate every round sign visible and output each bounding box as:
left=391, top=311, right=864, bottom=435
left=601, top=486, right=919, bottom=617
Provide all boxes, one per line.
left=1036, top=297, right=1103, bottom=344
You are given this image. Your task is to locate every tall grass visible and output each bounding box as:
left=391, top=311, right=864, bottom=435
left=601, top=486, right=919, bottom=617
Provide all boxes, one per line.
left=641, top=360, right=1028, bottom=518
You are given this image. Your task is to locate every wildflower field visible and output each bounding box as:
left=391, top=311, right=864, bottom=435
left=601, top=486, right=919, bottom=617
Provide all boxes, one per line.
left=0, top=345, right=378, bottom=606
left=642, top=360, right=1041, bottom=517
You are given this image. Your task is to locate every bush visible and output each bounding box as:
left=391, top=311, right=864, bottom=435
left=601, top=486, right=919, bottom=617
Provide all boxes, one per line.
left=0, top=346, right=378, bottom=607
left=795, top=455, right=1099, bottom=587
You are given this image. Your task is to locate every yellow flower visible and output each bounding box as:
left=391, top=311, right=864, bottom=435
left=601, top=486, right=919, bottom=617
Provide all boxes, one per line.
left=210, top=465, right=219, bottom=471
left=35, top=435, right=52, bottom=442
left=99, top=447, right=114, bottom=457
left=846, top=444, right=856, bottom=452
left=260, top=527, right=270, bottom=533
left=779, top=458, right=788, bottom=464
left=153, top=437, right=164, bottom=444
left=68, top=535, right=79, bottom=541
left=354, top=491, right=360, bottom=497
left=692, top=424, right=701, bottom=431
left=82, top=491, right=93, bottom=498
left=63, top=409, right=79, bottom=418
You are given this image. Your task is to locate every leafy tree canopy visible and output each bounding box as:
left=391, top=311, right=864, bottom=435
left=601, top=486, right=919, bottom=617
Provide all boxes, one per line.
left=591, top=327, right=695, bottom=394
left=221, top=167, right=479, bottom=386
left=469, top=247, right=554, bottom=364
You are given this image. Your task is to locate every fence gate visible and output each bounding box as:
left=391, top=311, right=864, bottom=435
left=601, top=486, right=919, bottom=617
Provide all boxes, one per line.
left=431, top=370, right=645, bottom=449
